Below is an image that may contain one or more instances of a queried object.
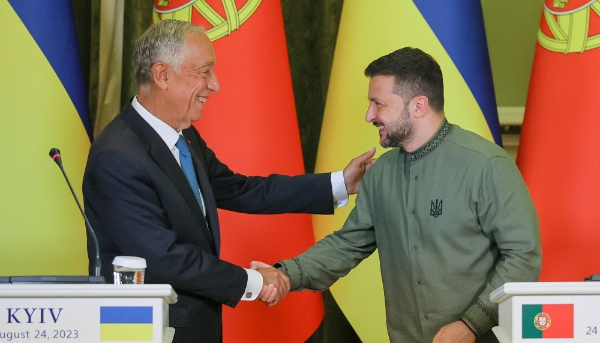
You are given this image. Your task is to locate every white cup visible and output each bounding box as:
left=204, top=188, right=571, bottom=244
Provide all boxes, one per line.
left=112, top=256, right=146, bottom=285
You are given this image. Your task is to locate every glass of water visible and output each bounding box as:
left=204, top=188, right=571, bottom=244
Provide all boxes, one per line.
left=112, top=256, right=146, bottom=285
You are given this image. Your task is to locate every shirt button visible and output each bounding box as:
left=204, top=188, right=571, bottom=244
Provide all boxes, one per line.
left=423, top=315, right=429, bottom=320
left=416, top=281, right=421, bottom=286
left=413, top=175, right=418, bottom=180
left=412, top=245, right=417, bottom=250
left=410, top=210, right=415, bottom=214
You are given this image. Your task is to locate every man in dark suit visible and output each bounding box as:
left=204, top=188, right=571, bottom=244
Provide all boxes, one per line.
left=83, top=19, right=374, bottom=343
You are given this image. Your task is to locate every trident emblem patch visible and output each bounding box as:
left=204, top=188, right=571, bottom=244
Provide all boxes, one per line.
left=153, top=0, right=262, bottom=42
left=430, top=199, right=443, bottom=218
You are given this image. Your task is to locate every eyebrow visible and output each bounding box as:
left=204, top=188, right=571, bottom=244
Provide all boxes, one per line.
left=195, top=61, right=214, bottom=71
left=190, top=62, right=214, bottom=74
left=202, top=61, right=215, bottom=68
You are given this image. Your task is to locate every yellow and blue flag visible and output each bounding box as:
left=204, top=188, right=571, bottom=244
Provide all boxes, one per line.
left=0, top=0, right=92, bottom=276
left=100, top=306, right=153, bottom=341
left=414, top=1, right=501, bottom=145
left=313, top=1, right=501, bottom=341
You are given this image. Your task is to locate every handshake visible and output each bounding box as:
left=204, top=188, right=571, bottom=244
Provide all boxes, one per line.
left=249, top=261, right=290, bottom=306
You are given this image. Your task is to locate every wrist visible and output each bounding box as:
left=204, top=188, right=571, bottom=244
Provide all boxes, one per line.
left=459, top=317, right=478, bottom=338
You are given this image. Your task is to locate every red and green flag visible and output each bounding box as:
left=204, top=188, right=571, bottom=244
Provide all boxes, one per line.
left=522, top=304, right=574, bottom=339
left=516, top=0, right=600, bottom=281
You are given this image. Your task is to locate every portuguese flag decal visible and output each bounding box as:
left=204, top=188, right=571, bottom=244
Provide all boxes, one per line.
left=522, top=304, right=574, bottom=339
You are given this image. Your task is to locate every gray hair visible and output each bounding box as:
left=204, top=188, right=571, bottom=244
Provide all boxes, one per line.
left=133, top=19, right=206, bottom=85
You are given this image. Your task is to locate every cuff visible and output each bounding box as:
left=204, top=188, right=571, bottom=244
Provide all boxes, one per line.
left=459, top=317, right=478, bottom=337
left=274, top=258, right=304, bottom=291
left=331, top=171, right=348, bottom=208
left=462, top=299, right=498, bottom=337
left=240, top=268, right=263, bottom=301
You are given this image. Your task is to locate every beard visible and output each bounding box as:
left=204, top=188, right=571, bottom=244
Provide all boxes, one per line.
left=381, top=105, right=414, bottom=148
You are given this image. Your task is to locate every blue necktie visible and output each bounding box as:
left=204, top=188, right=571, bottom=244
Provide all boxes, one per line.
left=176, top=135, right=205, bottom=216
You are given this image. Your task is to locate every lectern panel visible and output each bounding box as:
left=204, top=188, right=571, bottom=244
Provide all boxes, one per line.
left=0, top=284, right=175, bottom=343
left=491, top=282, right=600, bottom=343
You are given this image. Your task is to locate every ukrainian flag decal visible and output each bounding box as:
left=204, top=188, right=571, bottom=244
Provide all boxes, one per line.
left=100, top=307, right=153, bottom=341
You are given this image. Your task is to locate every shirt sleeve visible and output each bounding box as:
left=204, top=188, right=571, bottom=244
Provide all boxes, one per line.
left=331, top=170, right=349, bottom=208
left=240, top=269, right=263, bottom=301
left=277, top=179, right=377, bottom=291
left=462, top=156, right=542, bottom=336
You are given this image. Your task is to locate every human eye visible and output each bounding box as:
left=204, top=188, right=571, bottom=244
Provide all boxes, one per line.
left=194, top=66, right=210, bottom=77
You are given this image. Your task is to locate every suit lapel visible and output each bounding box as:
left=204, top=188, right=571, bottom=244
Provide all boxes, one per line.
left=121, top=104, right=217, bottom=254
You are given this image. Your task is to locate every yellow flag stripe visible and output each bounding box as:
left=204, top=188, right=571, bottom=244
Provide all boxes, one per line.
left=100, top=324, right=153, bottom=341
left=0, top=1, right=90, bottom=276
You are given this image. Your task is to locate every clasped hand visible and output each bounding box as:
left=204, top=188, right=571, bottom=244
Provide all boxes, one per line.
left=249, top=261, right=290, bottom=306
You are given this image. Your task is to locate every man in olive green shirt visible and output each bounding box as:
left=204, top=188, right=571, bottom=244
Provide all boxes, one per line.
left=260, top=48, right=541, bottom=342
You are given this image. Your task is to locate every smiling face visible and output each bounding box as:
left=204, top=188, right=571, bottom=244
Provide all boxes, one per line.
left=165, top=32, right=220, bottom=131
left=365, top=75, right=414, bottom=148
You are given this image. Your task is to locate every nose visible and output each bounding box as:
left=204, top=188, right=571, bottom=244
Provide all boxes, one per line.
left=365, top=103, right=376, bottom=123
left=208, top=73, right=220, bottom=93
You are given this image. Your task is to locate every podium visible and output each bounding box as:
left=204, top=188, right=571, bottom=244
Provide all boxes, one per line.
left=490, top=282, right=600, bottom=342
left=0, top=284, right=177, bottom=343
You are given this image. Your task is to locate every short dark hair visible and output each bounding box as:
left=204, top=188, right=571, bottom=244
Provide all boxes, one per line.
left=364, top=47, right=444, bottom=112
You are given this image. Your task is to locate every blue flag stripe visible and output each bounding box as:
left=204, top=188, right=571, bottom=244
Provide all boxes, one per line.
left=412, top=0, right=502, bottom=146
left=7, top=0, right=93, bottom=141
left=100, top=307, right=153, bottom=324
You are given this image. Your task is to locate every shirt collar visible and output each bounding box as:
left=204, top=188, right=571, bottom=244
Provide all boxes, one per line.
left=132, top=96, right=181, bottom=150
left=407, top=118, right=452, bottom=162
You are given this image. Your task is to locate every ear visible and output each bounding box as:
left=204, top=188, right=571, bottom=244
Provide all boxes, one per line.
left=412, top=96, right=429, bottom=118
left=151, top=62, right=170, bottom=90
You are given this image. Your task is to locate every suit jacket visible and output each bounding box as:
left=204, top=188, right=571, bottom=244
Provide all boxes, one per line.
left=83, top=102, right=334, bottom=343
